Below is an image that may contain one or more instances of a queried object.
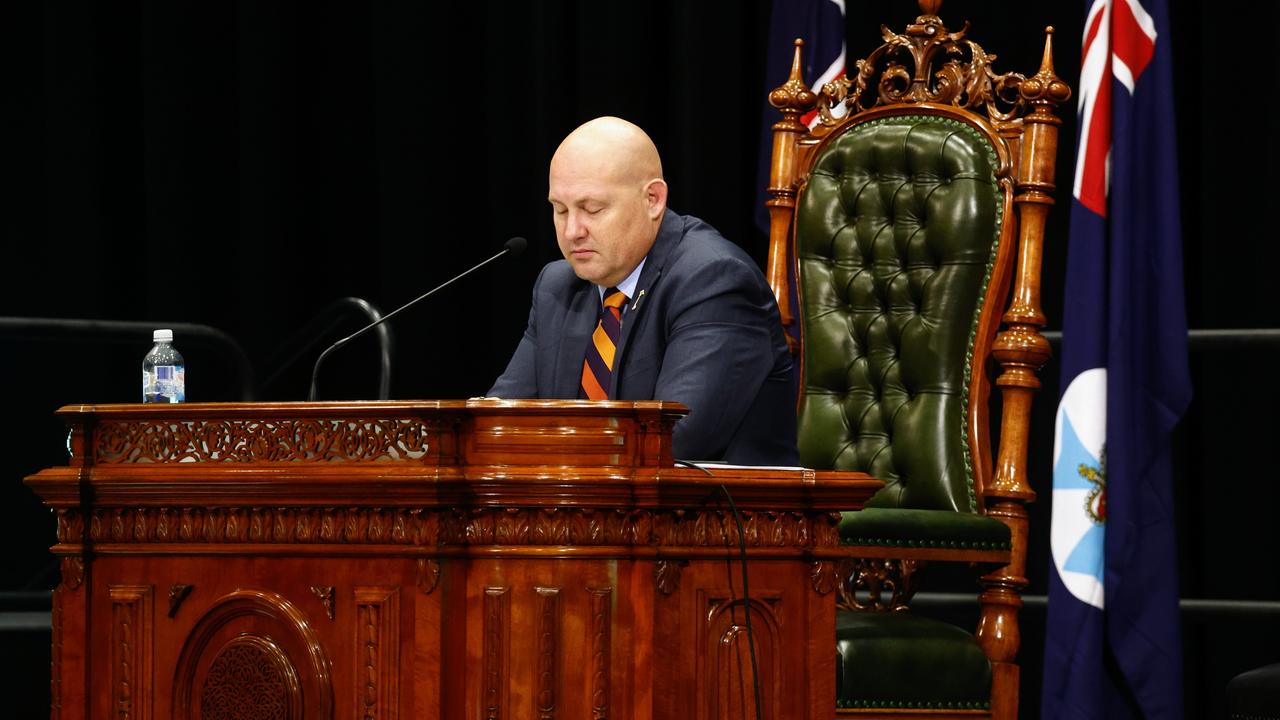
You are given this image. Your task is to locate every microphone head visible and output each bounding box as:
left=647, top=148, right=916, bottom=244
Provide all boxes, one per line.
left=504, top=236, right=528, bottom=256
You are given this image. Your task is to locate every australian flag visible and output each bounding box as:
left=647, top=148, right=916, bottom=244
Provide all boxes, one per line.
left=755, top=0, right=846, bottom=235
left=1042, top=0, right=1192, bottom=718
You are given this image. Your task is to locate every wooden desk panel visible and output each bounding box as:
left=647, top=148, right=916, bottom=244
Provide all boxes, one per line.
left=27, top=401, right=879, bottom=720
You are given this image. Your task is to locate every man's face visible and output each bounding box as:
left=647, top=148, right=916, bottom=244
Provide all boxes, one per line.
left=548, top=159, right=661, bottom=288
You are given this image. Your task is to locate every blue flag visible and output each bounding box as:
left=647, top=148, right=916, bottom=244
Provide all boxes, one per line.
left=1042, top=0, right=1191, bottom=717
left=755, top=0, right=845, bottom=235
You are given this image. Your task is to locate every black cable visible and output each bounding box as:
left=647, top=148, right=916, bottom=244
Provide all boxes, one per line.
left=674, top=459, right=764, bottom=720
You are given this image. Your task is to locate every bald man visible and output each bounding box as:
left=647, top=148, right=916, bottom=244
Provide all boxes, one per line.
left=489, top=117, right=797, bottom=465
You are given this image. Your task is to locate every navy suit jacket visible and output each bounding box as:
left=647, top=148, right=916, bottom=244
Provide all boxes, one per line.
left=489, top=210, right=798, bottom=465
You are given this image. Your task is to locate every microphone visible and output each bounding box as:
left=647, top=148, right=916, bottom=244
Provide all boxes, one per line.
left=308, top=236, right=527, bottom=401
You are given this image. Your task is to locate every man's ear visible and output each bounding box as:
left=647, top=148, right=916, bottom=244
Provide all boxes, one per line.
left=644, top=179, right=668, bottom=220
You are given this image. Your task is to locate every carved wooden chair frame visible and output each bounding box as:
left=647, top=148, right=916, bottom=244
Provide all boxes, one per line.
left=764, top=2, right=1070, bottom=717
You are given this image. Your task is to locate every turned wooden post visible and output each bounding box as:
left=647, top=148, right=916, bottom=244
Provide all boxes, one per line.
left=765, top=39, right=818, bottom=347
left=979, top=28, right=1071, bottom=720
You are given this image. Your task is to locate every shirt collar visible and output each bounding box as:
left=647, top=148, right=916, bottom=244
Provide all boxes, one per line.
left=597, top=257, right=646, bottom=305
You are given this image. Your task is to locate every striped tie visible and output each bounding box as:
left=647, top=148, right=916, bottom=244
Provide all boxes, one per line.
left=580, top=288, right=629, bottom=400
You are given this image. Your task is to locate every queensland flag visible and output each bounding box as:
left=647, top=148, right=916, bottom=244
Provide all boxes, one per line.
left=754, top=0, right=845, bottom=234
left=1042, top=0, right=1192, bottom=718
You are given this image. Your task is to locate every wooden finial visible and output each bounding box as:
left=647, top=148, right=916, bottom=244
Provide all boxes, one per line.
left=768, top=38, right=819, bottom=119
left=1019, top=26, right=1072, bottom=107
left=789, top=38, right=806, bottom=84
left=1040, top=27, right=1056, bottom=74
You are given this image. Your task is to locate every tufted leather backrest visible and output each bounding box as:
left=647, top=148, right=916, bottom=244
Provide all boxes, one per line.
left=794, top=115, right=1004, bottom=513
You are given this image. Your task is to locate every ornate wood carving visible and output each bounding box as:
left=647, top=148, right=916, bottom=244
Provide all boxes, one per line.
left=814, top=5, right=1027, bottom=125
left=534, top=587, right=560, bottom=719
left=59, top=556, right=84, bottom=591
left=836, top=558, right=922, bottom=612
left=56, top=509, right=84, bottom=544
left=588, top=588, right=612, bottom=720
left=78, top=506, right=846, bottom=550
left=766, top=40, right=819, bottom=129
left=168, top=584, right=194, bottom=618
left=415, top=558, right=441, bottom=594
left=200, top=636, right=301, bottom=720
left=95, top=417, right=438, bottom=463
left=311, top=586, right=335, bottom=621
left=354, top=587, right=400, bottom=720
left=654, top=559, right=686, bottom=595
left=702, top=594, right=782, bottom=720
left=809, top=559, right=851, bottom=596
left=461, top=507, right=651, bottom=546
left=56, top=510, right=87, bottom=592
left=482, top=587, right=510, bottom=720
left=652, top=509, right=837, bottom=547
left=109, top=585, right=153, bottom=720
left=85, top=507, right=443, bottom=546
left=172, top=589, right=331, bottom=720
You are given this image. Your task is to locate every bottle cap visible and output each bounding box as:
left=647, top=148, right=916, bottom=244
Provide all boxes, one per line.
left=153, top=329, right=174, bottom=342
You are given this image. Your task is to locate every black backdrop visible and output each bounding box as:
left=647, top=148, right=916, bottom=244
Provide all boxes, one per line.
left=2, top=1, right=1277, bottom=717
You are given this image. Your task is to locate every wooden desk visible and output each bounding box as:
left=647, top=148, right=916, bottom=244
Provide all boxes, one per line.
left=25, top=400, right=879, bottom=720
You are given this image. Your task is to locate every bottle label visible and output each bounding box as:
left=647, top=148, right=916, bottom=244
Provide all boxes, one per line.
left=144, top=365, right=186, bottom=403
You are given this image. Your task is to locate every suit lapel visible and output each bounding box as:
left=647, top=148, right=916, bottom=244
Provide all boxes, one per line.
left=553, top=282, right=599, bottom=398
left=612, top=210, right=682, bottom=395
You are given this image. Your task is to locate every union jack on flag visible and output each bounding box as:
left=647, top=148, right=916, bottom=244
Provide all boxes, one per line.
left=1073, top=0, right=1158, bottom=216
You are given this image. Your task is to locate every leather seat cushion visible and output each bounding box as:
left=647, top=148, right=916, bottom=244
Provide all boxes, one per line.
left=836, top=610, right=991, bottom=709
left=839, top=507, right=1012, bottom=550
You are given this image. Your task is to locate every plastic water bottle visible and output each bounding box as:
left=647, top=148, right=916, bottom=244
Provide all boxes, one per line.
left=142, top=329, right=185, bottom=403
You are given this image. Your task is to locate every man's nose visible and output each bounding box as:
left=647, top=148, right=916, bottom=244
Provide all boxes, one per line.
left=564, top=211, right=587, bottom=240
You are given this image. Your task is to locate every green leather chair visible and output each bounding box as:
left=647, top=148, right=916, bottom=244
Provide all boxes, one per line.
left=764, top=3, right=1070, bottom=718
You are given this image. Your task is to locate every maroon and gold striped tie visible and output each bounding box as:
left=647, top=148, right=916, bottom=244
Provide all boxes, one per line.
left=580, top=288, right=629, bottom=400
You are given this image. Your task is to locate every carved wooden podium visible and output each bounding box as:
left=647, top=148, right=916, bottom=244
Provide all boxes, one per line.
left=25, top=400, right=878, bottom=720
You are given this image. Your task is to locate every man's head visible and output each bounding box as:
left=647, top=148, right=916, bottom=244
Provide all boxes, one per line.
left=548, top=117, right=668, bottom=288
